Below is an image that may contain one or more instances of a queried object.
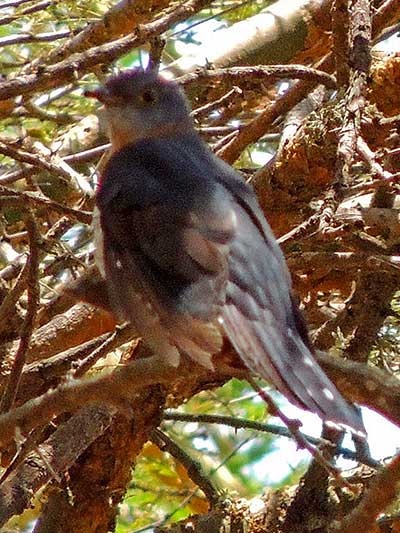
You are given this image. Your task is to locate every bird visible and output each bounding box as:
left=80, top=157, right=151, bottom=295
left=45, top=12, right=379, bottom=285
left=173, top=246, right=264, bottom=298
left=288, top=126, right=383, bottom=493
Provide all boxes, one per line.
left=86, top=68, right=364, bottom=434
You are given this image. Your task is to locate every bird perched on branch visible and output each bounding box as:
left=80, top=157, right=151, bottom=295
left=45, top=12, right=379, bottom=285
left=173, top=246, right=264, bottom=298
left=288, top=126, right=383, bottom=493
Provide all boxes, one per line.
left=86, top=68, right=363, bottom=434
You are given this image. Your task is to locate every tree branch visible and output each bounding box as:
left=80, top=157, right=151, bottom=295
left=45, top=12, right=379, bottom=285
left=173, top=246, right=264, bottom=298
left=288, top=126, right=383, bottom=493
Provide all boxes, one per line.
left=0, top=0, right=214, bottom=102
left=0, top=405, right=115, bottom=527
left=151, top=428, right=220, bottom=507
left=0, top=214, right=40, bottom=412
left=163, top=412, right=378, bottom=466
left=333, top=454, right=400, bottom=533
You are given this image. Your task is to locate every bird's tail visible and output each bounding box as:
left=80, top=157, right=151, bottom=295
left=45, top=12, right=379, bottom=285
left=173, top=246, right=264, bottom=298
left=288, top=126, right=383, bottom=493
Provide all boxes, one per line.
left=221, top=303, right=365, bottom=436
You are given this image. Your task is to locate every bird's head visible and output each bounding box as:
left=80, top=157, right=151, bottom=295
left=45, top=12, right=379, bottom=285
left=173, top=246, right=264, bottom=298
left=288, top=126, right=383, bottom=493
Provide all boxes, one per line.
left=85, top=69, right=193, bottom=151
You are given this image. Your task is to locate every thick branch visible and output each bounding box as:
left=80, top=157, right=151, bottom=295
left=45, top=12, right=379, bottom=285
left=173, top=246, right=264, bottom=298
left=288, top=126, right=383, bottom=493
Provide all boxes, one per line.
left=333, top=455, right=400, bottom=533
left=0, top=406, right=115, bottom=527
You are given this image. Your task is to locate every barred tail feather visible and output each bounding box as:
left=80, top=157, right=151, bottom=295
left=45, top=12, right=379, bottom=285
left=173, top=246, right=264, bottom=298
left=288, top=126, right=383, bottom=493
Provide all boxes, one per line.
left=222, top=303, right=365, bottom=435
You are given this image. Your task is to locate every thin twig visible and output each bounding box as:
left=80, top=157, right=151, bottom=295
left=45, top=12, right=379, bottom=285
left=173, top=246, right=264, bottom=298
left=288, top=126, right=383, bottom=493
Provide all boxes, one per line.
left=73, top=325, right=133, bottom=378
left=147, top=36, right=165, bottom=73
left=0, top=214, right=40, bottom=413
left=216, top=75, right=322, bottom=164
left=372, top=0, right=400, bottom=37
left=21, top=100, right=78, bottom=125
left=247, top=377, right=357, bottom=491
left=0, top=144, right=109, bottom=187
left=356, top=137, right=394, bottom=181
left=0, top=140, right=93, bottom=196
left=191, top=87, right=243, bottom=119
left=151, top=428, right=220, bottom=506
left=0, top=0, right=37, bottom=8
left=278, top=212, right=323, bottom=245
left=179, top=65, right=337, bottom=90
left=0, top=0, right=59, bottom=26
left=0, top=29, right=79, bottom=48
left=331, top=0, right=350, bottom=87
left=163, top=412, right=378, bottom=466
left=0, top=186, right=91, bottom=224
left=0, top=254, right=29, bottom=336
left=0, top=424, right=47, bottom=485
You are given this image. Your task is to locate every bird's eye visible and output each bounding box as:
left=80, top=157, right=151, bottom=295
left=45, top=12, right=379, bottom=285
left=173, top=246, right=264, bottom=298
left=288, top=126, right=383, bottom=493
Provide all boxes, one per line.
left=139, top=88, right=158, bottom=104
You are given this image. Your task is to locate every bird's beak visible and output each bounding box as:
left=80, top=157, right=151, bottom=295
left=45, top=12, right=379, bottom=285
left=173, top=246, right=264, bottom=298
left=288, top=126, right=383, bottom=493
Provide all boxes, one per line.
left=84, top=87, right=115, bottom=105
